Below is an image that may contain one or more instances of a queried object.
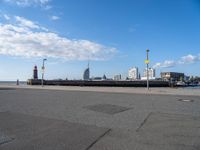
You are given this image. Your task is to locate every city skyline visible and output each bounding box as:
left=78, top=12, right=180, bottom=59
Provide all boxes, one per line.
left=0, top=0, right=200, bottom=81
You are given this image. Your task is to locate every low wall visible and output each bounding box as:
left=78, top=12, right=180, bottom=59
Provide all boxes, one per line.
left=27, top=79, right=169, bottom=87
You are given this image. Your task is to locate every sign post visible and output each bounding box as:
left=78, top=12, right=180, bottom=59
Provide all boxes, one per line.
left=145, top=49, right=150, bottom=90
left=41, top=59, right=47, bottom=87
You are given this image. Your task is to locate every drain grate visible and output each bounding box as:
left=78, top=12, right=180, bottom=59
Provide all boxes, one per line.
left=0, top=132, right=14, bottom=145
left=178, top=99, right=194, bottom=102
left=85, top=104, right=131, bottom=115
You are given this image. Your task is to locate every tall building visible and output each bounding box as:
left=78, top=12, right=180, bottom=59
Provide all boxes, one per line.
left=33, top=65, right=38, bottom=80
left=83, top=63, right=90, bottom=80
left=113, top=74, right=122, bottom=81
left=141, top=68, right=156, bottom=80
left=128, top=67, right=139, bottom=80
left=102, top=74, right=107, bottom=80
left=161, top=72, right=184, bottom=81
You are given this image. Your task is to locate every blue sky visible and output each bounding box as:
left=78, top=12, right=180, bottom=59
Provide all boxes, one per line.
left=0, top=0, right=200, bottom=81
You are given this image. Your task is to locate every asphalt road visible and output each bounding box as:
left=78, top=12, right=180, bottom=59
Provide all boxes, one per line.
left=0, top=88, right=200, bottom=150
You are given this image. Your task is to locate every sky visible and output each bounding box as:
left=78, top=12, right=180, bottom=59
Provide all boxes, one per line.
left=0, top=0, right=200, bottom=81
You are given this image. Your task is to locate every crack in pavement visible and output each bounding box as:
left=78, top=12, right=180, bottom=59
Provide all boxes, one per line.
left=85, top=129, right=111, bottom=150
left=136, top=112, right=153, bottom=132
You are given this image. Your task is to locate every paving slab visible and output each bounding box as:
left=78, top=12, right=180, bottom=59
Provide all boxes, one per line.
left=135, top=112, right=200, bottom=150
left=0, top=112, right=110, bottom=150
left=90, top=112, right=200, bottom=150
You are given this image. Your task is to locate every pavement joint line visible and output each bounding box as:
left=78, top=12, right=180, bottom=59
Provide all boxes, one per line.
left=136, top=112, right=153, bottom=132
left=85, top=128, right=111, bottom=150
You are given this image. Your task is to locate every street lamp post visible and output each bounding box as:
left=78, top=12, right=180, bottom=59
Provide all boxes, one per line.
left=41, top=58, right=47, bottom=87
left=146, top=49, right=150, bottom=90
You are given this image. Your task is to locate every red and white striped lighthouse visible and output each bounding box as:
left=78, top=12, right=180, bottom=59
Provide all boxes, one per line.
left=33, top=65, right=38, bottom=80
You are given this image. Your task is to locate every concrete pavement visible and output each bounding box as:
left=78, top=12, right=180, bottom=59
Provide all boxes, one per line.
left=0, top=87, right=200, bottom=149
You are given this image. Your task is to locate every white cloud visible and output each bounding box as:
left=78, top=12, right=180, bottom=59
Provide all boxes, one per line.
left=44, top=5, right=52, bottom=10
left=179, top=54, right=200, bottom=64
left=0, top=15, right=116, bottom=61
left=3, top=14, right=10, bottom=20
left=15, top=16, right=40, bottom=29
left=50, top=15, right=60, bottom=21
left=153, top=60, right=176, bottom=69
left=3, top=0, right=51, bottom=7
left=153, top=54, right=200, bottom=69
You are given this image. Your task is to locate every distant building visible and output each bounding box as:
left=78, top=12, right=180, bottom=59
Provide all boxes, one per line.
left=141, top=68, right=156, bottom=80
left=33, top=65, right=38, bottom=80
left=184, top=75, right=190, bottom=82
left=161, top=72, right=184, bottom=81
left=138, top=73, right=141, bottom=80
left=128, top=67, right=139, bottom=80
left=83, top=63, right=90, bottom=80
left=83, top=68, right=90, bottom=80
left=113, top=74, right=122, bottom=81
left=102, top=74, right=107, bottom=80
left=91, top=75, right=110, bottom=81
left=91, top=77, right=102, bottom=81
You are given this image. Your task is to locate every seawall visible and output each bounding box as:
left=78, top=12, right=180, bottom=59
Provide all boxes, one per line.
left=27, top=79, right=169, bottom=87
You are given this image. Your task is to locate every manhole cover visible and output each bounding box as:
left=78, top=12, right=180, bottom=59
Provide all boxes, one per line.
left=85, top=104, right=131, bottom=115
left=178, top=99, right=194, bottom=102
left=0, top=132, right=14, bottom=145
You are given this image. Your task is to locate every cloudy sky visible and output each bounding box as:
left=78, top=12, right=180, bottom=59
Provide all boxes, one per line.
left=0, top=0, right=200, bottom=80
